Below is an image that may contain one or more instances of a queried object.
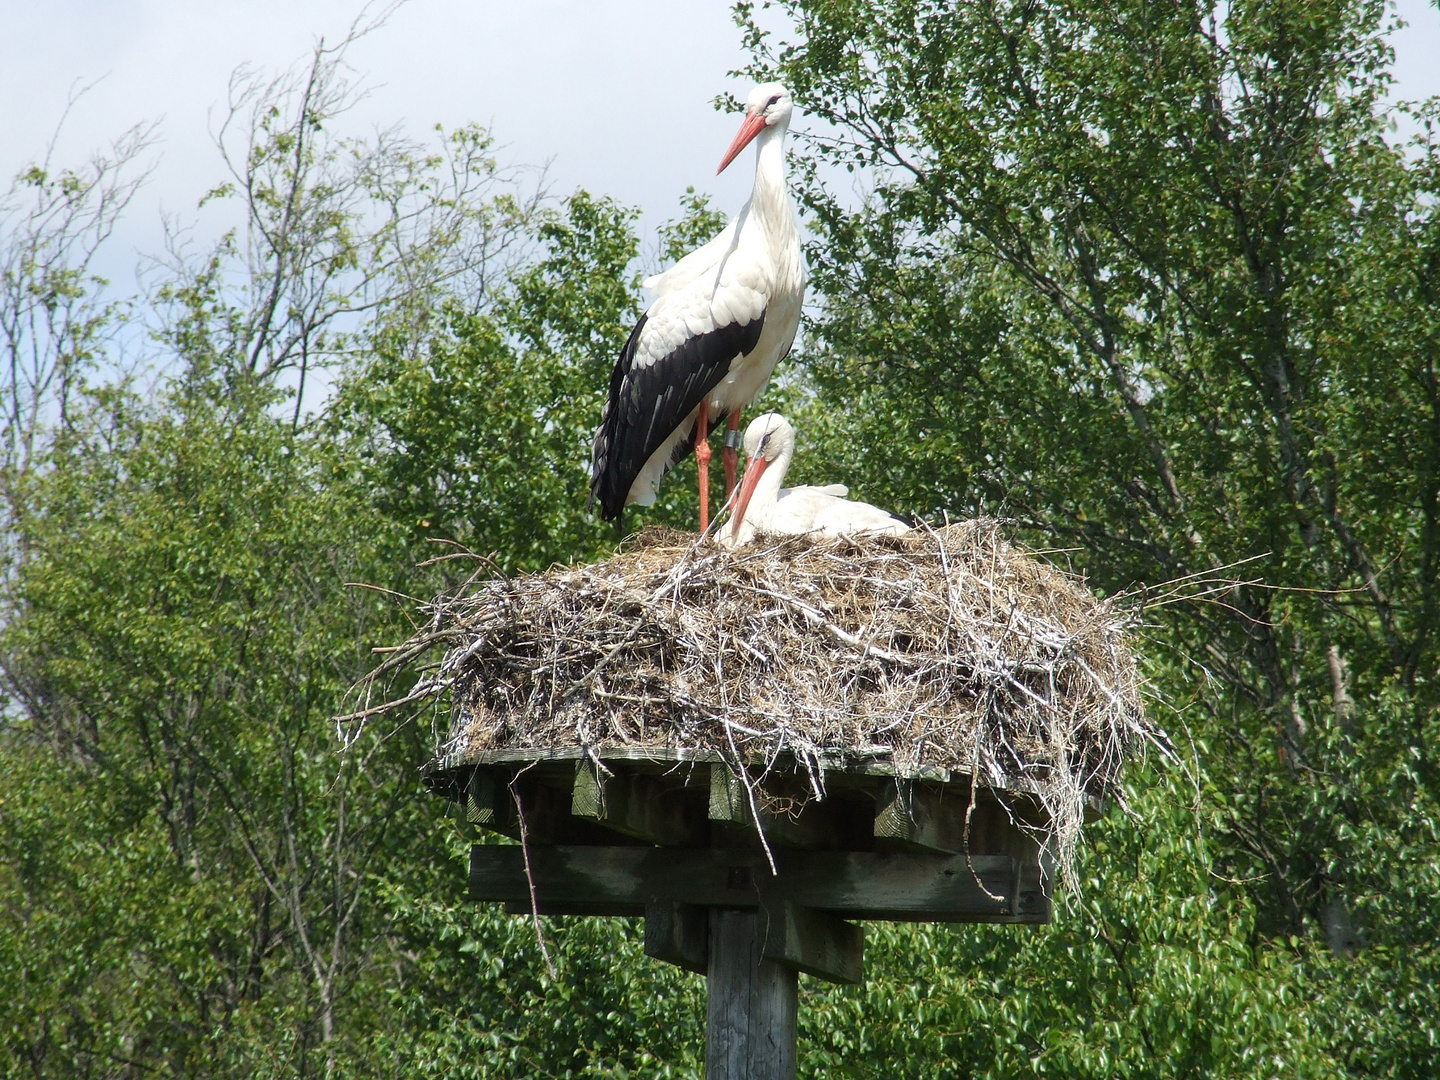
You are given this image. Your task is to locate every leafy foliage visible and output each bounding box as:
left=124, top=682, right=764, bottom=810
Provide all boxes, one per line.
left=0, top=370, right=421, bottom=1074
left=1, top=3, right=1438, bottom=1077
left=736, top=0, right=1440, bottom=1072
left=331, top=188, right=732, bottom=573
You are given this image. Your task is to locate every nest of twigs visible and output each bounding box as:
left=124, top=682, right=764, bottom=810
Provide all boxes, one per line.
left=353, top=519, right=1157, bottom=881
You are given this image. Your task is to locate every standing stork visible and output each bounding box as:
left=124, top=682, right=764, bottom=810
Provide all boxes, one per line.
left=589, top=82, right=805, bottom=530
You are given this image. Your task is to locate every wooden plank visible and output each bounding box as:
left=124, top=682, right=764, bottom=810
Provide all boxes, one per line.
left=708, top=764, right=754, bottom=823
left=499, top=777, right=573, bottom=843
left=761, top=902, right=863, bottom=985
left=573, top=762, right=705, bottom=845
left=873, top=777, right=972, bottom=854
left=464, top=769, right=512, bottom=831
left=468, top=845, right=1049, bottom=922
left=428, top=746, right=1105, bottom=818
left=423, top=754, right=1100, bottom=829
left=438, top=744, right=936, bottom=779
left=707, top=908, right=797, bottom=1080
left=643, top=901, right=709, bottom=975
left=874, top=778, right=1048, bottom=861
left=500, top=899, right=640, bottom=917
left=440, top=745, right=726, bottom=769
left=466, top=770, right=640, bottom=846
left=708, top=765, right=842, bottom=850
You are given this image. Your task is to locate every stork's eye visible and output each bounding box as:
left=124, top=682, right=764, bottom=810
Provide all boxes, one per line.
left=766, top=94, right=781, bottom=108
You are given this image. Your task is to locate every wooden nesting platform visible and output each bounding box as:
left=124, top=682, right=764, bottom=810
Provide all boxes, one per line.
left=426, top=745, right=1072, bottom=1079
left=363, top=523, right=1141, bottom=1078
left=427, top=746, right=1054, bottom=963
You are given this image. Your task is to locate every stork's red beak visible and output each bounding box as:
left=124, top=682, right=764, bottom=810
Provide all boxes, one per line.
left=718, top=109, right=768, bottom=174
left=729, top=453, right=770, bottom=538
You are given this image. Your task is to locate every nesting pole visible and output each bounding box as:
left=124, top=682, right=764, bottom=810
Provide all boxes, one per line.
left=707, top=909, right=796, bottom=1079
left=432, top=746, right=1056, bottom=1077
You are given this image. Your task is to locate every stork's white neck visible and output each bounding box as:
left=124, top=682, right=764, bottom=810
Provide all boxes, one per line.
left=747, top=440, right=793, bottom=521
left=748, top=121, right=795, bottom=233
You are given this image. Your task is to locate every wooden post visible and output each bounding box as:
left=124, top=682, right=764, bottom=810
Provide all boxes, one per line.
left=706, top=909, right=798, bottom=1080
left=453, top=755, right=1053, bottom=1069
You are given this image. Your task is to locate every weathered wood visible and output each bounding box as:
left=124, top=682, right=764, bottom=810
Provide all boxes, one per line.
left=462, top=769, right=645, bottom=846
left=434, top=744, right=726, bottom=772
left=760, top=902, right=863, bottom=985
left=709, top=764, right=753, bottom=823
left=707, top=909, right=797, bottom=1080
left=873, top=777, right=1043, bottom=861
left=468, top=769, right=590, bottom=842
left=469, top=845, right=1049, bottom=922
left=708, top=765, right=842, bottom=849
left=464, top=769, right=510, bottom=830
left=873, top=777, right=971, bottom=854
left=501, top=899, right=639, bottom=917
left=573, top=762, right=705, bottom=845
left=427, top=745, right=1105, bottom=821
left=643, top=901, right=709, bottom=974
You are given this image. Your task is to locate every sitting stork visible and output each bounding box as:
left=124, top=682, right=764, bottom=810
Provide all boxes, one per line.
left=721, top=413, right=911, bottom=548
left=589, top=83, right=805, bottom=530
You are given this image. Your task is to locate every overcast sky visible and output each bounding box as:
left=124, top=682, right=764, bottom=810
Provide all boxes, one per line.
left=3, top=0, right=1438, bottom=292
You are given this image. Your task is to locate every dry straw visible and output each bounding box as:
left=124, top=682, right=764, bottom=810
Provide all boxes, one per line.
left=350, top=519, right=1160, bottom=884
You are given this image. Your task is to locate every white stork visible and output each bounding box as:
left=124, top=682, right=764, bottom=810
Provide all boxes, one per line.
left=589, top=82, right=805, bottom=529
left=720, top=413, right=911, bottom=548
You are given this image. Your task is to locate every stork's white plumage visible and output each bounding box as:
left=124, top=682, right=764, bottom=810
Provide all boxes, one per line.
left=720, top=413, right=911, bottom=548
left=589, top=83, right=805, bottom=528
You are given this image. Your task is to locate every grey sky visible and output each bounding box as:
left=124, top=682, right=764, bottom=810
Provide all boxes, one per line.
left=3, top=0, right=1438, bottom=289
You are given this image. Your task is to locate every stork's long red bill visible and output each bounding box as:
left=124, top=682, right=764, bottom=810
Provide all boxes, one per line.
left=718, top=109, right=769, bottom=173
left=729, top=453, right=770, bottom=538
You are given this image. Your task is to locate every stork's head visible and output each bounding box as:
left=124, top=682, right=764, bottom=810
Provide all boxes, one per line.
left=741, top=411, right=795, bottom=463
left=718, top=83, right=794, bottom=173
left=728, top=412, right=796, bottom=539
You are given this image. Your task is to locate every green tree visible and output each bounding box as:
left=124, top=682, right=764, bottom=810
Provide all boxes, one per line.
left=0, top=24, right=549, bottom=1076
left=0, top=370, right=433, bottom=1075
left=0, top=111, right=154, bottom=505
left=737, top=0, right=1440, bottom=1073
left=0, top=30, right=735, bottom=1077
left=329, top=191, right=643, bottom=573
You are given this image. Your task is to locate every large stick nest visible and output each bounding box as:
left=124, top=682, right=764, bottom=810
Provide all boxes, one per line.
left=358, top=520, right=1157, bottom=879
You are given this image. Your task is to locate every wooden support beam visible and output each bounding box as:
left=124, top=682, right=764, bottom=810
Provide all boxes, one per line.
left=506, top=778, right=579, bottom=844
left=643, top=901, right=709, bottom=975
left=469, top=845, right=1049, bottom=922
left=501, top=898, right=641, bottom=917
left=468, top=768, right=586, bottom=842
left=709, top=764, right=752, bottom=823
left=707, top=909, right=797, bottom=1080
left=873, top=778, right=1037, bottom=861
left=708, top=765, right=840, bottom=849
left=573, top=762, right=705, bottom=845
left=874, top=777, right=967, bottom=854
left=464, top=769, right=513, bottom=834
left=761, top=902, right=863, bottom=985
left=464, top=768, right=634, bottom=846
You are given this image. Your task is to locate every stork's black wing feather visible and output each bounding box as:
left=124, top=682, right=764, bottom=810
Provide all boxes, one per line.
left=589, top=310, right=766, bottom=520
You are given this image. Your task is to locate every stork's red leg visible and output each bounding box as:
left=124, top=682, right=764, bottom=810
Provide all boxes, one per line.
left=723, top=410, right=742, bottom=501
left=695, top=401, right=712, bottom=531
